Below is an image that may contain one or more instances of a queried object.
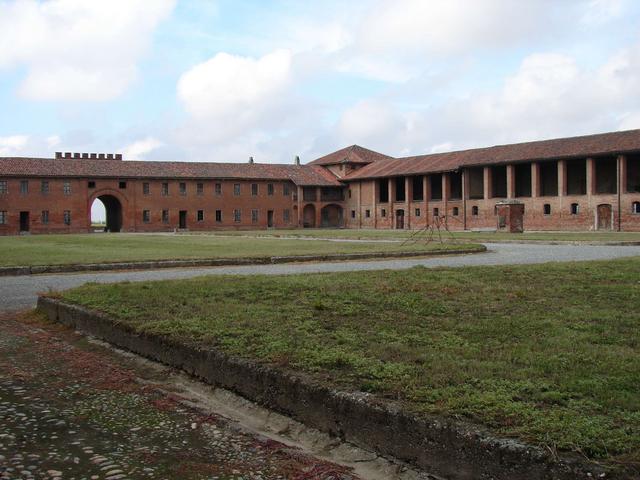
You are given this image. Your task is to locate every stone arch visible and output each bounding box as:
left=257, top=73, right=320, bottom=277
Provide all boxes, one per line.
left=302, top=204, right=316, bottom=228
left=320, top=204, right=343, bottom=228
left=89, top=189, right=126, bottom=232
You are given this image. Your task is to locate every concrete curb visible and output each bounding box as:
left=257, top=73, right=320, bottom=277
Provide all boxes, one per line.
left=37, top=297, right=620, bottom=480
left=0, top=246, right=486, bottom=277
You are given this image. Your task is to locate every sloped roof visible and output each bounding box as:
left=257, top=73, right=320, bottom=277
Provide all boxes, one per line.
left=344, top=129, right=640, bottom=180
left=308, top=144, right=392, bottom=166
left=0, top=157, right=343, bottom=186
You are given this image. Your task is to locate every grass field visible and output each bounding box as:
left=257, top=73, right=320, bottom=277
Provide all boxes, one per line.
left=0, top=233, right=475, bottom=267
left=200, top=228, right=640, bottom=243
left=58, top=258, right=640, bottom=467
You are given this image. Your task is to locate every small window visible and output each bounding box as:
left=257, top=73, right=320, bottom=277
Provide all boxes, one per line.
left=351, top=210, right=356, bottom=219
left=119, top=181, right=127, bottom=189
left=543, top=204, right=551, bottom=215
left=142, top=210, right=150, bottom=223
left=88, top=181, right=96, bottom=189
left=197, top=210, right=204, bottom=222
left=251, top=209, right=258, bottom=223
left=433, top=207, right=439, bottom=217
left=41, top=210, right=49, bottom=224
left=348, top=189, right=352, bottom=199
left=143, top=182, right=150, bottom=195
left=234, top=184, right=241, bottom=196
left=0, top=211, right=6, bottom=224
left=283, top=184, right=290, bottom=196
left=267, top=184, right=274, bottom=196
left=251, top=183, right=258, bottom=196
left=20, top=180, right=28, bottom=194
left=179, top=182, right=187, bottom=195
left=472, top=206, right=479, bottom=216
left=366, top=209, right=371, bottom=218
left=162, top=183, right=169, bottom=196
left=415, top=208, right=420, bottom=217
left=63, top=181, right=71, bottom=195
left=633, top=201, right=640, bottom=214
left=283, top=209, right=290, bottom=223
left=197, top=183, right=204, bottom=196
left=452, top=207, right=459, bottom=216
left=162, top=210, right=169, bottom=223
left=381, top=209, right=386, bottom=217
left=215, top=183, right=222, bottom=195
left=570, top=203, right=579, bottom=215
left=41, top=181, right=49, bottom=194
left=234, top=209, right=241, bottom=222
left=0, top=181, right=7, bottom=194
left=215, top=210, right=222, bottom=222
left=63, top=210, right=71, bottom=225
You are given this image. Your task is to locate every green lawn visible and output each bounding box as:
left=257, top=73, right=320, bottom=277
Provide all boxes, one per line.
left=200, top=228, right=640, bottom=243
left=0, top=233, right=475, bottom=267
left=58, top=258, right=640, bottom=467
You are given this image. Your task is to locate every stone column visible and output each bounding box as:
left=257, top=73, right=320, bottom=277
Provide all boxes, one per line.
left=531, top=163, right=540, bottom=198
left=506, top=164, right=515, bottom=199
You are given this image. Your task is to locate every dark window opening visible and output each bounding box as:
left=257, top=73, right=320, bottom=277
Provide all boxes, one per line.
left=142, top=182, right=150, bottom=195
left=234, top=184, right=241, bottom=196
left=595, top=157, right=617, bottom=194
left=365, top=209, right=370, bottom=218
left=20, top=180, right=28, bottom=194
left=571, top=203, right=579, bottom=215
left=268, top=184, right=274, bottom=195
left=395, top=176, right=405, bottom=202
left=378, top=179, right=389, bottom=203
left=381, top=209, right=386, bottom=217
left=41, top=210, right=49, bottom=224
left=415, top=208, right=420, bottom=217
left=540, top=161, right=558, bottom=196
left=412, top=176, right=423, bottom=201
left=430, top=174, right=442, bottom=201
left=251, top=209, right=258, bottom=223
left=119, top=181, right=127, bottom=189
left=63, top=210, right=71, bottom=225
left=179, top=182, right=187, bottom=195
left=515, top=163, right=532, bottom=197
left=283, top=183, right=290, bottom=196
left=142, top=210, right=150, bottom=223
left=162, top=183, right=169, bottom=196
left=567, top=158, right=587, bottom=195
left=303, top=187, right=317, bottom=201
left=162, top=210, right=169, bottom=223
left=197, top=210, right=204, bottom=222
left=0, top=181, right=7, bottom=194
left=215, top=183, right=222, bottom=195
left=320, top=187, right=344, bottom=201
left=351, top=210, right=356, bottom=219
left=215, top=210, right=222, bottom=222
left=627, top=155, right=640, bottom=193
left=88, top=180, right=96, bottom=189
left=41, top=181, right=49, bottom=194
left=491, top=166, right=507, bottom=198
left=234, top=209, right=241, bottom=222
left=449, top=171, right=462, bottom=200
left=452, top=207, right=459, bottom=216
left=197, top=183, right=204, bottom=195
left=63, top=182, right=71, bottom=195
left=472, top=205, right=479, bottom=216
left=251, top=183, right=258, bottom=196
left=543, top=204, right=551, bottom=215
left=433, top=207, right=439, bottom=217
left=632, top=201, right=640, bottom=214
left=468, top=168, right=484, bottom=199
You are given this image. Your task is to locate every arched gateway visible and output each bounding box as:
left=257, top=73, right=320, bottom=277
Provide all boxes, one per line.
left=90, top=192, right=124, bottom=232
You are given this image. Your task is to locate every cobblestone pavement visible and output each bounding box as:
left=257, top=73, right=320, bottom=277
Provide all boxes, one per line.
left=2, top=243, right=640, bottom=311
left=0, top=312, right=361, bottom=480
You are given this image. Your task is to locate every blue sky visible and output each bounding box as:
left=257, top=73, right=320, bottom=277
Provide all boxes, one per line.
left=1, top=0, right=640, bottom=166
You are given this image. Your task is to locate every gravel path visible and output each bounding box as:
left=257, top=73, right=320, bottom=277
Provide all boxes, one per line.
left=2, top=243, right=640, bottom=312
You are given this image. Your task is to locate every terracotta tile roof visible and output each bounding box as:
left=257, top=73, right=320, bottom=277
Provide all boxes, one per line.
left=0, top=157, right=343, bottom=187
left=344, top=129, right=640, bottom=180
left=308, top=144, right=392, bottom=165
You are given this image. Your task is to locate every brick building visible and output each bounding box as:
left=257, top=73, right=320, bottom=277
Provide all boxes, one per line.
left=1, top=129, right=640, bottom=234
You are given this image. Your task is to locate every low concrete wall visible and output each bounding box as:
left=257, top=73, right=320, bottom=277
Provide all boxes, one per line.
left=37, top=296, right=619, bottom=480
left=0, top=246, right=486, bottom=276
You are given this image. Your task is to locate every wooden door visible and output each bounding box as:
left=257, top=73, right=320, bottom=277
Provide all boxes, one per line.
left=597, top=204, right=612, bottom=230
left=395, top=209, right=405, bottom=229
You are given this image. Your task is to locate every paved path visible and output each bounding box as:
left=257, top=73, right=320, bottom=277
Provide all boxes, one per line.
left=2, top=242, right=640, bottom=311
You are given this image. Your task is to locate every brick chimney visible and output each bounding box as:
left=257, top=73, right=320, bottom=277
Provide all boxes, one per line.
left=294, top=155, right=300, bottom=165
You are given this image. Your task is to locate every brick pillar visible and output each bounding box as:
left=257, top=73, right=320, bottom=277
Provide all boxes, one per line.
left=558, top=160, right=567, bottom=196
left=619, top=155, right=627, bottom=194
left=483, top=167, right=492, bottom=200
left=586, top=158, right=595, bottom=195
left=357, top=182, right=362, bottom=228
left=405, top=176, right=412, bottom=229
left=462, top=169, right=468, bottom=230
left=372, top=180, right=378, bottom=229
left=442, top=173, right=449, bottom=217
left=297, top=186, right=303, bottom=227
left=506, top=164, right=515, bottom=199
left=423, top=175, right=430, bottom=226
left=531, top=163, right=540, bottom=197
left=388, top=178, right=395, bottom=228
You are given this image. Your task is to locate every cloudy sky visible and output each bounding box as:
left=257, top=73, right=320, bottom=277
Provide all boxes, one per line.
left=1, top=0, right=640, bottom=164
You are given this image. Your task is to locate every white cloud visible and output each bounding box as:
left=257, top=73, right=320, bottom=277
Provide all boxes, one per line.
left=0, top=0, right=175, bottom=101
left=0, top=135, right=29, bottom=156
left=122, top=137, right=164, bottom=160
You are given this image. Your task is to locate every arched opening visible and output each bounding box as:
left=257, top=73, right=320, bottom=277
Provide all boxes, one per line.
left=91, top=195, right=123, bottom=232
left=321, top=204, right=343, bottom=228
left=302, top=204, right=316, bottom=228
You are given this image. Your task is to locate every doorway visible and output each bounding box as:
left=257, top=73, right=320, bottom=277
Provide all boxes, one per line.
left=179, top=210, right=187, bottom=229
left=91, top=195, right=123, bottom=232
left=597, top=204, right=612, bottom=230
left=267, top=210, right=274, bottom=228
left=395, top=209, right=405, bottom=229
left=19, top=211, right=29, bottom=232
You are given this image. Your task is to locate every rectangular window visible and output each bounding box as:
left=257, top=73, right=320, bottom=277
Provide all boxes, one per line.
left=415, top=208, right=421, bottom=217
left=88, top=180, right=96, bottom=189
left=348, top=189, right=352, bottom=199
left=197, top=210, right=204, bottom=222
left=143, top=182, right=150, bottom=195
left=63, top=181, right=71, bottom=195
left=283, top=183, right=290, bottom=196
left=142, top=210, right=150, bottom=223
left=433, top=207, right=439, bottom=217
left=251, top=183, right=258, bottom=196
left=162, top=210, right=169, bottom=223
left=429, top=174, right=442, bottom=200
left=41, top=181, right=49, bottom=194
left=41, top=210, right=49, bottom=224
left=215, top=183, right=222, bottom=195
left=0, top=180, right=7, bottom=194
left=543, top=204, right=551, bottom=215
left=381, top=208, right=387, bottom=217
left=179, top=182, right=187, bottom=195
left=197, top=183, right=204, bottom=195
left=63, top=210, right=71, bottom=225
left=234, top=183, right=241, bottom=196
left=267, top=183, right=274, bottom=196
left=283, top=209, right=290, bottom=223
left=234, top=209, right=241, bottom=222
left=162, top=183, right=169, bottom=196
left=215, top=210, right=222, bottom=222
left=251, top=209, right=259, bottom=223
left=20, top=180, right=28, bottom=194
left=365, top=209, right=371, bottom=218
left=351, top=210, right=356, bottom=219
left=119, top=181, right=127, bottom=189
left=0, top=211, right=6, bottom=224
left=571, top=203, right=579, bottom=215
